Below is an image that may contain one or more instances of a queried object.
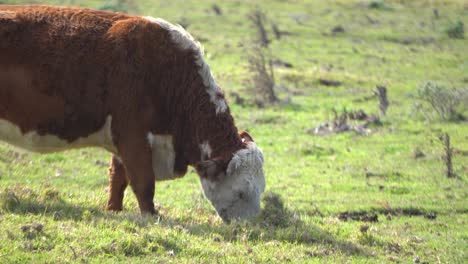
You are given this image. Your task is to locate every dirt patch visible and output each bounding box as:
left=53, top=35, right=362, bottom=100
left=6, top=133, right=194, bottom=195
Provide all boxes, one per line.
left=338, top=211, right=379, bottom=222
left=338, top=208, right=437, bottom=222
left=376, top=208, right=437, bottom=220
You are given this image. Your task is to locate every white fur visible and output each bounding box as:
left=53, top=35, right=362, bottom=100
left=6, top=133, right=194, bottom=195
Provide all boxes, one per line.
left=143, top=16, right=228, bottom=114
left=199, top=141, right=212, bottom=160
left=227, top=142, right=265, bottom=178
left=146, top=133, right=177, bottom=181
left=200, top=142, right=265, bottom=221
left=0, top=115, right=116, bottom=153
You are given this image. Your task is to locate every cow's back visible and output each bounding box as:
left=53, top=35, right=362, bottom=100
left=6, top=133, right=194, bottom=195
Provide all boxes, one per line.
left=0, top=6, right=132, bottom=151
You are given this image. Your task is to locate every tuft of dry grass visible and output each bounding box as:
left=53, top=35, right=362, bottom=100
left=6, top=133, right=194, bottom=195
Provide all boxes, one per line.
left=245, top=45, right=278, bottom=104
left=0, top=189, right=20, bottom=211
left=260, top=191, right=290, bottom=227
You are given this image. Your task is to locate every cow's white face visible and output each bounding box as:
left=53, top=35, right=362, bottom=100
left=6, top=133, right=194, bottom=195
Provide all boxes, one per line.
left=197, top=138, right=265, bottom=222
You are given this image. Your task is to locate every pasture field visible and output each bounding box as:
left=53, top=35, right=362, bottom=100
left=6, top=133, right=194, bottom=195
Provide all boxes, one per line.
left=0, top=0, right=467, bottom=263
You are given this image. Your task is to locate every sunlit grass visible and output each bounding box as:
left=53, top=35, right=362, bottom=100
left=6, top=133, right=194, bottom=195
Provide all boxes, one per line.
left=1, top=0, right=467, bottom=263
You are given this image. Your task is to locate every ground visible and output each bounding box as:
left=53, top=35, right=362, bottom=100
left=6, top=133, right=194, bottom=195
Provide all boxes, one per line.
left=0, top=0, right=467, bottom=263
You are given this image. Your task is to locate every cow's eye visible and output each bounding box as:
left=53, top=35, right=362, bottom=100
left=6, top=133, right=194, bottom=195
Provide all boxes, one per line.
left=238, top=192, right=245, bottom=199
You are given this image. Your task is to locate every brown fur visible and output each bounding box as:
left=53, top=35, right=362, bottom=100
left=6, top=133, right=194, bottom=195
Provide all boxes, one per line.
left=0, top=5, right=246, bottom=214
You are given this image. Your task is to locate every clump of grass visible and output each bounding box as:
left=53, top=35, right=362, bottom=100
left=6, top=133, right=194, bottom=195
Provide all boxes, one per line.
left=42, top=187, right=61, bottom=202
left=260, top=191, right=290, bottom=227
left=245, top=44, right=278, bottom=105
left=445, top=21, right=464, bottom=39
left=244, top=9, right=278, bottom=105
left=413, top=82, right=467, bottom=121
left=356, top=229, right=386, bottom=247
left=0, top=189, right=20, bottom=211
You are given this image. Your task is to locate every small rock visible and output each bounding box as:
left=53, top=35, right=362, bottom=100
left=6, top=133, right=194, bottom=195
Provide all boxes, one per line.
left=331, top=25, right=345, bottom=34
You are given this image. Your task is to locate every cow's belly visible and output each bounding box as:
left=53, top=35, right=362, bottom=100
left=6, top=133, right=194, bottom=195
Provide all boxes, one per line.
left=0, top=116, right=117, bottom=153
left=147, top=133, right=183, bottom=181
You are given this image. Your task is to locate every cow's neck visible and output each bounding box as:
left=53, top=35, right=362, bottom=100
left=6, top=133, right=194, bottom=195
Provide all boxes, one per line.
left=195, top=111, right=243, bottom=162
left=180, top=85, right=243, bottom=167
left=162, top=52, right=245, bottom=172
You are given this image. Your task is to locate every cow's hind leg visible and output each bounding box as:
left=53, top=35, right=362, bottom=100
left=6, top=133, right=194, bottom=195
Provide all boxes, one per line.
left=106, top=155, right=128, bottom=211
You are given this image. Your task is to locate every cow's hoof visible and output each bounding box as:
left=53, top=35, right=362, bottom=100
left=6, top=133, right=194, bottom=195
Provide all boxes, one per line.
left=106, top=203, right=123, bottom=212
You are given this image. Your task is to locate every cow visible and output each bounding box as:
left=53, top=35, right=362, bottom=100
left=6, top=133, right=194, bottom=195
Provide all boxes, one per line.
left=0, top=5, right=265, bottom=222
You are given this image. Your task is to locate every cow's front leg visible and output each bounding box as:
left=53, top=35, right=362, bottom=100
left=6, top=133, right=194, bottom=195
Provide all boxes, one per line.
left=117, top=136, right=157, bottom=215
left=106, top=155, right=128, bottom=211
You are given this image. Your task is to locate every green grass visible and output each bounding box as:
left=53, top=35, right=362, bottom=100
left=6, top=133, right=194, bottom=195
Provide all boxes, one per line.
left=1, top=0, right=467, bottom=263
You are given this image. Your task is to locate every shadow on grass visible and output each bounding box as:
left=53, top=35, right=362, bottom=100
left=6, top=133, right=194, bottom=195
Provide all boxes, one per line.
left=0, top=186, right=106, bottom=221
left=157, top=192, right=369, bottom=257
left=176, top=220, right=368, bottom=257
left=1, top=187, right=366, bottom=256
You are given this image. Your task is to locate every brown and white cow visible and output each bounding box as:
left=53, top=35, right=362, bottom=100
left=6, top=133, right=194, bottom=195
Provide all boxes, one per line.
left=0, top=5, right=265, bottom=222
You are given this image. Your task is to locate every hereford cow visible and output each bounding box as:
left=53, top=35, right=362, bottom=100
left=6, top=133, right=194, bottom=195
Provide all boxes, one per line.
left=0, top=5, right=265, bottom=222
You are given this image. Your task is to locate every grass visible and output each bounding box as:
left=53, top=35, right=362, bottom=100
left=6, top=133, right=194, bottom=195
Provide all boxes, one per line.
left=1, top=0, right=467, bottom=263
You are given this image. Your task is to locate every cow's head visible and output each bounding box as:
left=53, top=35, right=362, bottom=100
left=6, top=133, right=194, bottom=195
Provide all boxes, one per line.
left=196, top=131, right=265, bottom=222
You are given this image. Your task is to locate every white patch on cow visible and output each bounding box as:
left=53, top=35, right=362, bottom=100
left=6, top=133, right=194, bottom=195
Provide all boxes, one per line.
left=0, top=116, right=116, bottom=153
left=146, top=133, right=178, bottom=181
left=143, top=16, right=228, bottom=114
left=199, top=141, right=212, bottom=160
left=146, top=133, right=155, bottom=147
left=199, top=142, right=265, bottom=221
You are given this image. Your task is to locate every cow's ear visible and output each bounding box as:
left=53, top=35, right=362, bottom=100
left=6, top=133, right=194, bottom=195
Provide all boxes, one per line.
left=239, top=130, right=254, bottom=143
left=195, top=158, right=228, bottom=181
